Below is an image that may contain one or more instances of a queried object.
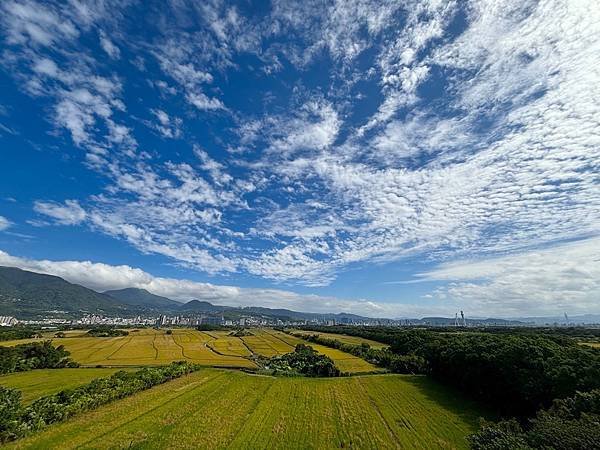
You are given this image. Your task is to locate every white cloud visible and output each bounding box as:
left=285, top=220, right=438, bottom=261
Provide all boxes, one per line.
left=186, top=92, right=225, bottom=111
left=99, top=32, right=120, bottom=59
left=419, top=237, right=600, bottom=317
left=150, top=109, right=182, bottom=139
left=153, top=39, right=226, bottom=112
left=33, top=200, right=87, bottom=225
left=0, top=249, right=409, bottom=317
left=270, top=0, right=402, bottom=64
left=1, top=0, right=79, bottom=47
left=0, top=216, right=11, bottom=231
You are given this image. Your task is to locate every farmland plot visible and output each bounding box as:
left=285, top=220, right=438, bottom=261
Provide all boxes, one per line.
left=292, top=329, right=388, bottom=349
left=267, top=330, right=381, bottom=374
left=7, top=369, right=485, bottom=449
left=1, top=328, right=378, bottom=372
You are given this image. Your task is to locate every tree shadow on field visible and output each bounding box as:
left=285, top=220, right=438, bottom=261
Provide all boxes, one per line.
left=400, top=375, right=497, bottom=425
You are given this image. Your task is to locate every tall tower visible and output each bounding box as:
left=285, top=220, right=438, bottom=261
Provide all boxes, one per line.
left=460, top=311, right=466, bottom=327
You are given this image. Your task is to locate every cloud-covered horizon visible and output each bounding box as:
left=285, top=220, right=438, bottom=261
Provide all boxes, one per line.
left=1, top=240, right=598, bottom=318
left=1, top=0, right=599, bottom=316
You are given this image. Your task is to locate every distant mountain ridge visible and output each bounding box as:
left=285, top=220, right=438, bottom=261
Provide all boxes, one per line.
left=103, top=288, right=180, bottom=310
left=1, top=266, right=599, bottom=324
left=0, top=267, right=383, bottom=321
left=0, top=266, right=128, bottom=318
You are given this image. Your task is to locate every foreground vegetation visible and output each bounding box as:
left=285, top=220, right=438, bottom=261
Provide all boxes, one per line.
left=6, top=368, right=484, bottom=449
left=0, top=362, right=199, bottom=443
left=269, top=330, right=381, bottom=373
left=470, top=389, right=600, bottom=449
left=301, top=325, right=600, bottom=449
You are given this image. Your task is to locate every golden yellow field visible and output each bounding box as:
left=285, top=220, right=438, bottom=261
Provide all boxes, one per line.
left=266, top=330, right=381, bottom=373
left=1, top=328, right=381, bottom=373
left=580, top=342, right=600, bottom=348
left=2, top=329, right=256, bottom=368
left=291, top=329, right=388, bottom=349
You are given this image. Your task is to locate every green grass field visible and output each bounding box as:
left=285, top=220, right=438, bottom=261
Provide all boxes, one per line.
left=0, top=368, right=125, bottom=403
left=7, top=368, right=484, bottom=449
left=292, top=329, right=389, bottom=349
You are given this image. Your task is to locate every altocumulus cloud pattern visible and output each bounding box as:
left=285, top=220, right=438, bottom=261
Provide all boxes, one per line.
left=0, top=0, right=599, bottom=317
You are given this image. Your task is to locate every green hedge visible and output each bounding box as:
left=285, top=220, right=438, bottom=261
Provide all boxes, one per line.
left=0, top=361, right=200, bottom=443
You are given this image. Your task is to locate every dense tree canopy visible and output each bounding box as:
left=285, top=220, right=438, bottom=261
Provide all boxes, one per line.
left=0, top=342, right=77, bottom=375
left=262, top=344, right=340, bottom=377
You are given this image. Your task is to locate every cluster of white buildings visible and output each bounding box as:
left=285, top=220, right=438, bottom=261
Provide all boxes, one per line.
left=0, top=315, right=18, bottom=326
left=76, top=315, right=156, bottom=326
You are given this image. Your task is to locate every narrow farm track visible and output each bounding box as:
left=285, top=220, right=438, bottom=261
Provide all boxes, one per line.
left=106, top=336, right=133, bottom=360
left=151, top=334, right=159, bottom=360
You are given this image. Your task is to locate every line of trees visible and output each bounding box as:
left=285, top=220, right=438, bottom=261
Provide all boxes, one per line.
left=86, top=327, right=129, bottom=337
left=0, top=342, right=78, bottom=375
left=0, top=327, right=39, bottom=342
left=0, top=361, right=200, bottom=443
left=289, top=332, right=427, bottom=374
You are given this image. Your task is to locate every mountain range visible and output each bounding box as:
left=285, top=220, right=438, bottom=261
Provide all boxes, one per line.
left=1, top=266, right=598, bottom=325
left=0, top=266, right=381, bottom=322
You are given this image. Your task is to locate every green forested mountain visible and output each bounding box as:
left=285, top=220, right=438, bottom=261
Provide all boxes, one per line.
left=103, top=288, right=180, bottom=310
left=0, top=266, right=129, bottom=318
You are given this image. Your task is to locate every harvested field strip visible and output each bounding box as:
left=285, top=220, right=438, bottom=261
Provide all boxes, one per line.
left=207, top=336, right=252, bottom=357
left=8, top=369, right=485, bottom=449
left=292, top=330, right=388, bottom=349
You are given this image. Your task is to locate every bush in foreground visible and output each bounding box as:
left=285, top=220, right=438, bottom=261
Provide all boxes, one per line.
left=469, top=389, right=600, bottom=450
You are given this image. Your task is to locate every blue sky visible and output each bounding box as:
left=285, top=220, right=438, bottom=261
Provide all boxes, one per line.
left=0, top=0, right=599, bottom=318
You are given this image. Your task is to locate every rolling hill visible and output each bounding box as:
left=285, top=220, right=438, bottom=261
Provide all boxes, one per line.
left=0, top=266, right=129, bottom=318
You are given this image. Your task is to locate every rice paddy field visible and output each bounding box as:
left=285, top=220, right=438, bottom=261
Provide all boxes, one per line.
left=1, top=328, right=380, bottom=373
left=291, top=329, right=389, bottom=349
left=267, top=329, right=382, bottom=373
left=6, top=368, right=485, bottom=449
left=0, top=368, right=126, bottom=403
